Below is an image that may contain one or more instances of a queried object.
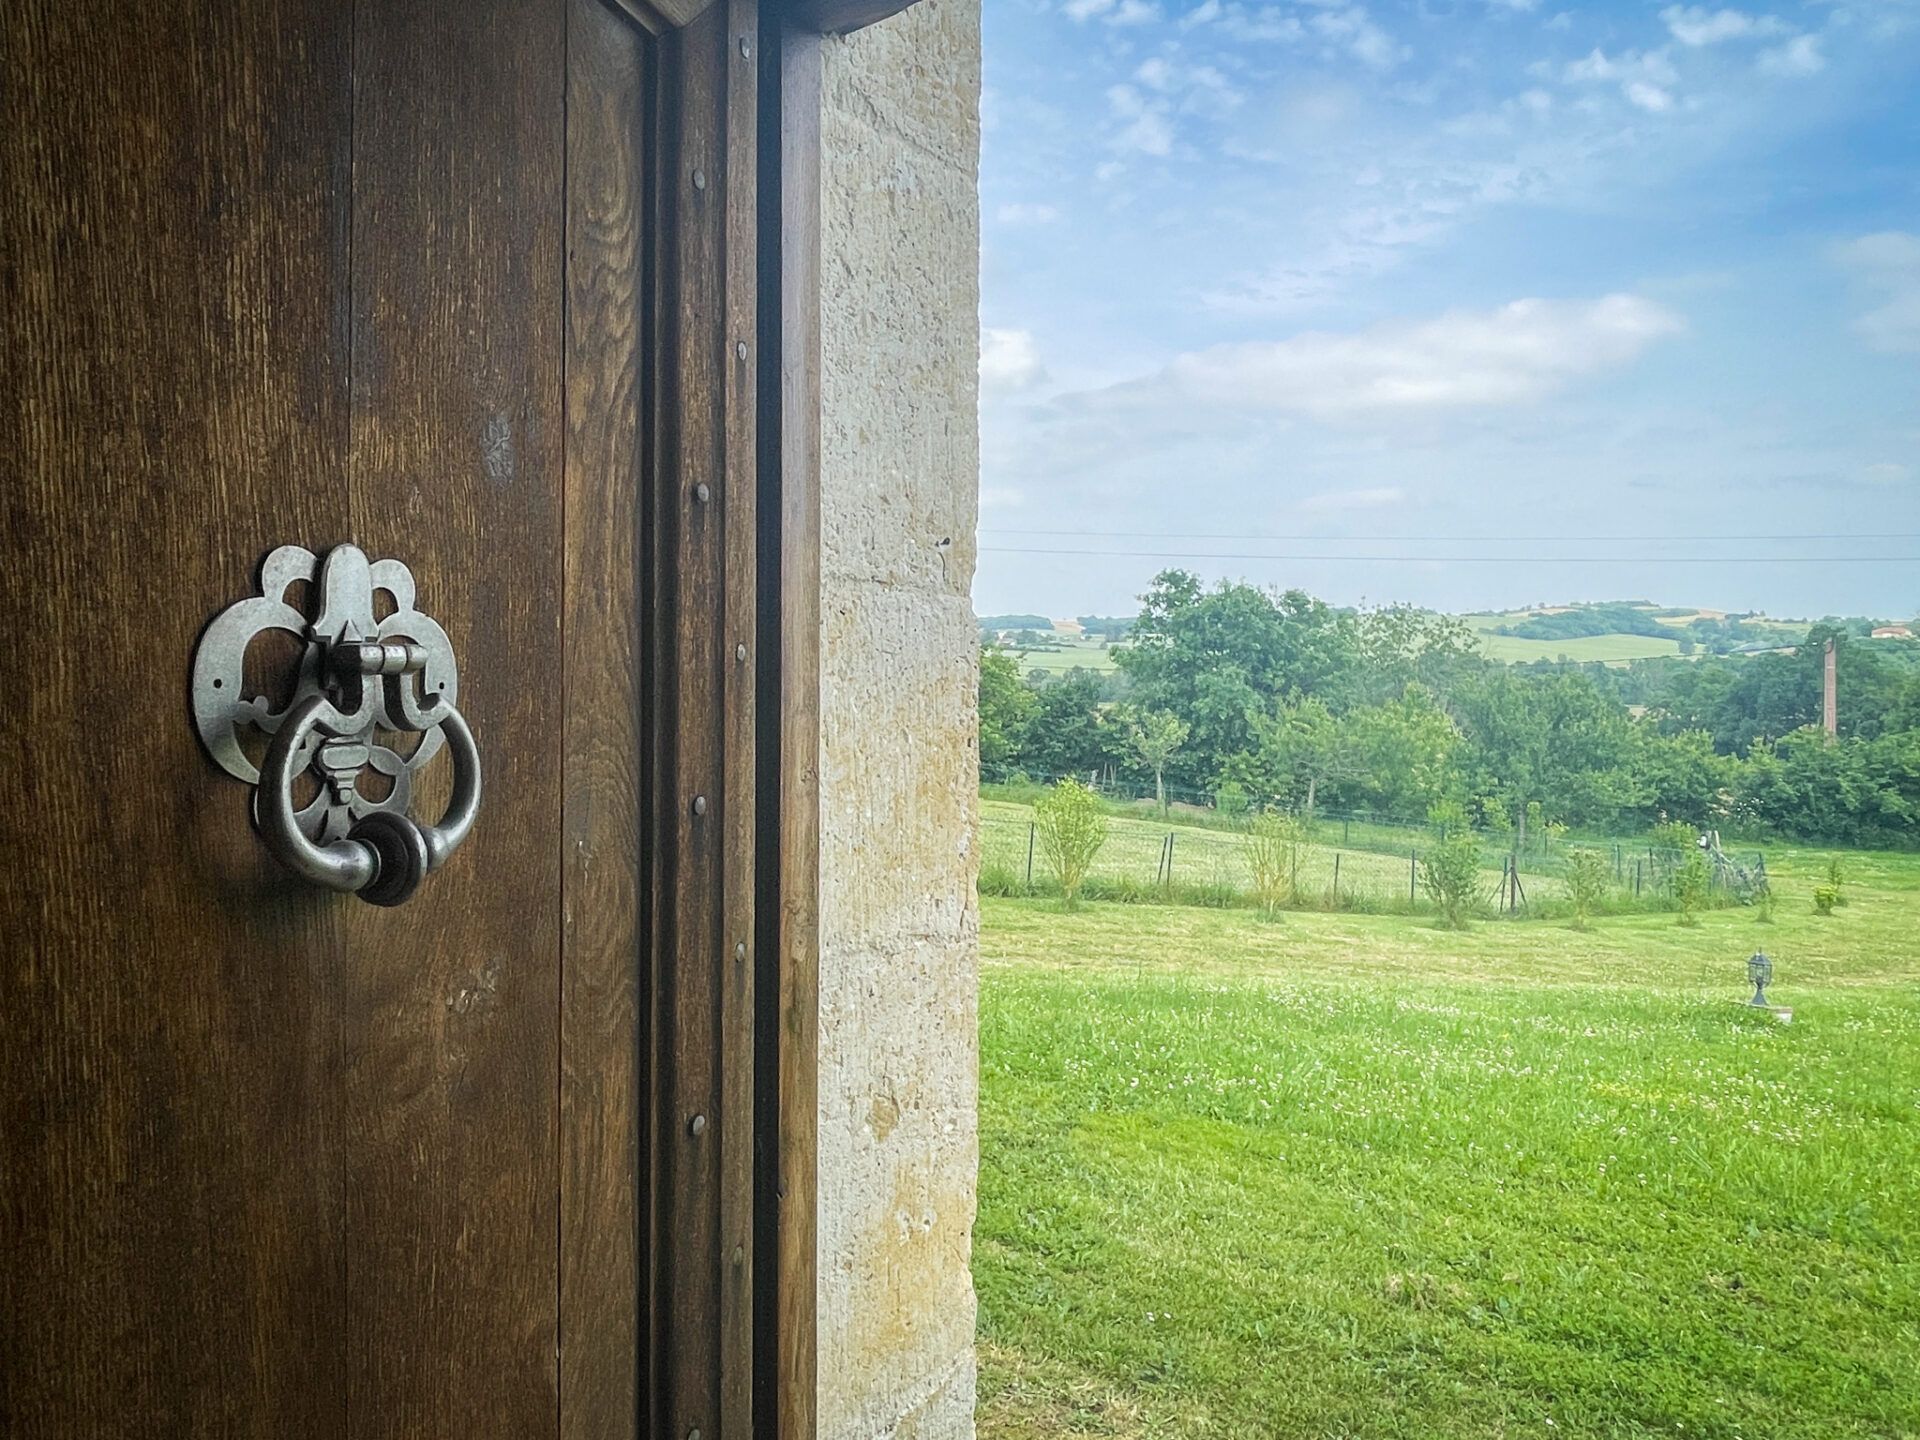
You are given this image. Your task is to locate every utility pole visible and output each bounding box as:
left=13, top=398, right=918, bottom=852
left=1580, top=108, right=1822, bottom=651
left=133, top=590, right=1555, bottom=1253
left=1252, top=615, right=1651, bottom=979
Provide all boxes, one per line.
left=1823, top=638, right=1838, bottom=741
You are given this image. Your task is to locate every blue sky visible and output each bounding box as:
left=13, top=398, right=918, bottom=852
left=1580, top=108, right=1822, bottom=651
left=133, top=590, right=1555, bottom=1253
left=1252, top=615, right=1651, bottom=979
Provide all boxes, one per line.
left=975, top=0, right=1920, bottom=620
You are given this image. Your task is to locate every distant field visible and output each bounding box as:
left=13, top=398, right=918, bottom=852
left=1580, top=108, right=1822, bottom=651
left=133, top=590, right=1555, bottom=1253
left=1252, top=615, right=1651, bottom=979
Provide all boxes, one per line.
left=986, top=605, right=1825, bottom=673
left=1005, top=635, right=1121, bottom=674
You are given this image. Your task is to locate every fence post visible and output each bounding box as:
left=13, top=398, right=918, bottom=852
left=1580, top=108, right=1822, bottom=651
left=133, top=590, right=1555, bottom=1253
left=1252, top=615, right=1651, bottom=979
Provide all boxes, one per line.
left=1332, top=851, right=1341, bottom=900
left=1026, top=822, right=1036, bottom=891
left=1165, top=831, right=1176, bottom=890
left=1634, top=860, right=1642, bottom=896
left=1410, top=849, right=1418, bottom=903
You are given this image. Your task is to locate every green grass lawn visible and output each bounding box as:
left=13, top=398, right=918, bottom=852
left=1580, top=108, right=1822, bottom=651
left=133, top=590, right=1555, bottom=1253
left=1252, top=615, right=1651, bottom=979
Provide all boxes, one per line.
left=975, top=847, right=1920, bottom=1439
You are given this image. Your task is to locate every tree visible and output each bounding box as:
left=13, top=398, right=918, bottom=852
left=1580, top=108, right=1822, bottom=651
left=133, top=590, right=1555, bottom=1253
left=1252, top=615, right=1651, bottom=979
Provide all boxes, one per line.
left=1564, top=848, right=1610, bottom=931
left=1021, top=673, right=1119, bottom=781
left=1034, top=779, right=1108, bottom=909
left=1343, top=684, right=1461, bottom=822
left=1421, top=800, right=1484, bottom=929
left=978, top=643, right=1036, bottom=773
left=1125, top=707, right=1190, bottom=816
left=1116, top=571, right=1356, bottom=787
left=1226, top=695, right=1355, bottom=819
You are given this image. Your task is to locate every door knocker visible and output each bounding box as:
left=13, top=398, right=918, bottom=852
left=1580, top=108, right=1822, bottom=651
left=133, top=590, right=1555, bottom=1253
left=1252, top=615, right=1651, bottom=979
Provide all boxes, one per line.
left=190, top=544, right=480, bottom=907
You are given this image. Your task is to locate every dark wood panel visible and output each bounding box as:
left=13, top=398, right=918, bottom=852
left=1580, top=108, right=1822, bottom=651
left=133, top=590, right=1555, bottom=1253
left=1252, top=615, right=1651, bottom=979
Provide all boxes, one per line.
left=718, top=6, right=763, bottom=1440
left=649, top=4, right=760, bottom=1436
left=773, top=29, right=825, bottom=1440
left=342, top=0, right=566, bottom=1433
left=0, top=2, right=354, bottom=1435
left=561, top=2, right=650, bottom=1437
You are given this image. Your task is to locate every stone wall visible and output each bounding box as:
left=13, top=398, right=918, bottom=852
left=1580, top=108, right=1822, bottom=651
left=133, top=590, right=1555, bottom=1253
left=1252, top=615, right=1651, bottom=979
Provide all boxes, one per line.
left=815, top=3, right=982, bottom=1437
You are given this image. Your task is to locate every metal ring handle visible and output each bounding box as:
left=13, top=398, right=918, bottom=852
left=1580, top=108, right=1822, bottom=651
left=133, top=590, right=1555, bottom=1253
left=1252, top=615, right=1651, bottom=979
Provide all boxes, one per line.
left=259, top=694, right=482, bottom=900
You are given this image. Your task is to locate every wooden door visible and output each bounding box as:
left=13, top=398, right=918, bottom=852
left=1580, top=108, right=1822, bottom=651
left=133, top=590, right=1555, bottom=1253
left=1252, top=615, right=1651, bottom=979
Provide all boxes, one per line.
left=0, top=2, right=761, bottom=1437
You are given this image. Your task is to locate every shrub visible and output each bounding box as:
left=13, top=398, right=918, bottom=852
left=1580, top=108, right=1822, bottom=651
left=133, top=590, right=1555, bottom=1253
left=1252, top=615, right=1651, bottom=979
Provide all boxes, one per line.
left=1813, top=884, right=1840, bottom=917
left=1825, top=856, right=1848, bottom=907
left=1422, top=801, right=1484, bottom=930
left=1034, top=778, right=1109, bottom=910
left=1654, top=821, right=1710, bottom=927
left=1564, top=848, right=1611, bottom=931
left=1244, top=810, right=1305, bottom=919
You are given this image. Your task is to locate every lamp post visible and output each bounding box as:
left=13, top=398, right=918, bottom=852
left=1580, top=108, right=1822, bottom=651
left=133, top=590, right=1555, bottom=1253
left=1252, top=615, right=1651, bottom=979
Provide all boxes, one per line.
left=1748, top=951, right=1773, bottom=1009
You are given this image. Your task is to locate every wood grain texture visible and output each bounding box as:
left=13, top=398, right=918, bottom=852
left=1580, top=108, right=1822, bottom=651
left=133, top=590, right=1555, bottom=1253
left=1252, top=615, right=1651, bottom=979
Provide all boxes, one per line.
left=775, top=28, right=825, bottom=1440
left=341, top=0, right=565, bottom=1433
left=0, top=3, right=353, bottom=1434
left=561, top=3, right=650, bottom=1438
left=719, top=5, right=763, bottom=1440
left=647, top=5, right=760, bottom=1436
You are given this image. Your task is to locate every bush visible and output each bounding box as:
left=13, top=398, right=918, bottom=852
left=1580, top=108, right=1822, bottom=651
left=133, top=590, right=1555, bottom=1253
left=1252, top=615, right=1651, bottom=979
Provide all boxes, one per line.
left=1244, top=810, right=1305, bottom=919
left=1825, top=856, right=1848, bottom=907
left=1034, top=778, right=1109, bottom=910
left=1422, top=801, right=1484, bottom=929
left=1564, top=848, right=1611, bottom=931
left=1654, top=822, right=1710, bottom=927
left=1813, top=884, right=1840, bottom=916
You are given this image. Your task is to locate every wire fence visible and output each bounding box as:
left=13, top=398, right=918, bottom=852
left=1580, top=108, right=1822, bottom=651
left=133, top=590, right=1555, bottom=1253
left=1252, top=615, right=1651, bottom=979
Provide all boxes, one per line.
left=978, top=805, right=1767, bottom=916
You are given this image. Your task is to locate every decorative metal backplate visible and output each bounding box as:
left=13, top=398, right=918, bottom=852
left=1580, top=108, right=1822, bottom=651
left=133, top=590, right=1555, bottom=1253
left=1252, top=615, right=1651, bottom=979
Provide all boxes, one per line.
left=191, top=544, right=460, bottom=842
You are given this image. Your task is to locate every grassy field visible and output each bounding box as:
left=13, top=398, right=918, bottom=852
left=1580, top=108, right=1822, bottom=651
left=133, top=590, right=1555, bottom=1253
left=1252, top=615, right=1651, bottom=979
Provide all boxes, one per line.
left=1460, top=612, right=1683, bottom=666
left=975, top=846, right=1920, bottom=1439
left=1006, top=634, right=1123, bottom=674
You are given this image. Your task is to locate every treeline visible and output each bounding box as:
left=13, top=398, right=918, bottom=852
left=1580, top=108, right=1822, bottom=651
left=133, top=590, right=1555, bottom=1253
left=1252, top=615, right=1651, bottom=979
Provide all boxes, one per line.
left=979, top=571, right=1920, bottom=848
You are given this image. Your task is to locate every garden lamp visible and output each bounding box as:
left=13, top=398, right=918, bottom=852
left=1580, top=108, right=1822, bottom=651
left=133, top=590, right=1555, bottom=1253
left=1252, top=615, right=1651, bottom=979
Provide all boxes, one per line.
left=1748, top=951, right=1773, bottom=1008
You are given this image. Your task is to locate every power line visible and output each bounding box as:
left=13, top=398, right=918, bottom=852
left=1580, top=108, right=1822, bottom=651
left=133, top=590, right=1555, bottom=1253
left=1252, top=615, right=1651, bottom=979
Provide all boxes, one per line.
left=978, top=546, right=1920, bottom=564
left=981, top=528, right=1920, bottom=543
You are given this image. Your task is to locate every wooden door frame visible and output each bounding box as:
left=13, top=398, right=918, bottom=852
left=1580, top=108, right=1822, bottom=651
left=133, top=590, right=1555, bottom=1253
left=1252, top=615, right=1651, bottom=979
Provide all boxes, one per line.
left=566, top=4, right=923, bottom=1440
left=754, top=9, right=917, bottom=1440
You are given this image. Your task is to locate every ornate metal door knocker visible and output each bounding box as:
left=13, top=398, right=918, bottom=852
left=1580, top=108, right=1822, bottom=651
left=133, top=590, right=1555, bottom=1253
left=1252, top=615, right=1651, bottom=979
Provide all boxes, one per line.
left=191, top=544, right=481, bottom=907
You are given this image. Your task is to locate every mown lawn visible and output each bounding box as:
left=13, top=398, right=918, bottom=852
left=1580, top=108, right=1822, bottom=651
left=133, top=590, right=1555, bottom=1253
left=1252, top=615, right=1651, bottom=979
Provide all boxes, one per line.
left=975, top=847, right=1920, bottom=1439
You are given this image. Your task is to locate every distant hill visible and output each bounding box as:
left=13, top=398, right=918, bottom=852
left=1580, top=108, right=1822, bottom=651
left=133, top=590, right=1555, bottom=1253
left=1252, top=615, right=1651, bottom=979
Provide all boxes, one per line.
left=978, top=600, right=1907, bottom=671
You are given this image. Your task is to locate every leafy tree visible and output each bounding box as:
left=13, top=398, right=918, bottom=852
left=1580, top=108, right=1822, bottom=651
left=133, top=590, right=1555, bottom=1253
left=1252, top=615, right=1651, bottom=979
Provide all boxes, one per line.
left=1021, top=673, right=1119, bottom=781
left=1564, top=848, right=1611, bottom=931
left=1225, top=695, right=1356, bottom=819
left=1421, top=800, right=1484, bottom=929
left=1125, top=707, right=1191, bottom=817
left=1117, top=571, right=1355, bottom=787
left=1343, top=685, right=1461, bottom=822
left=978, top=644, right=1036, bottom=772
left=1033, top=779, right=1108, bottom=910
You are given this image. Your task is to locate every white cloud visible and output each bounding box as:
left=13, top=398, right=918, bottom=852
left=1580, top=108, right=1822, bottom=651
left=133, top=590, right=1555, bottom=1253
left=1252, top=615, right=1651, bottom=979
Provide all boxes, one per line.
left=1488, top=0, right=1539, bottom=11
left=1625, top=81, right=1675, bottom=112
left=1863, top=462, right=1911, bottom=485
left=1757, top=33, right=1824, bottom=74
left=1555, top=47, right=1682, bottom=113
left=1107, top=84, right=1176, bottom=156
left=1301, top=486, right=1406, bottom=511
left=981, top=328, right=1047, bottom=393
left=997, top=202, right=1063, bottom=226
left=1834, top=232, right=1920, bottom=354
left=1562, top=47, right=1678, bottom=87
left=1129, top=294, right=1684, bottom=420
left=1660, top=6, right=1786, bottom=46
left=1182, top=0, right=1306, bottom=41
left=1309, top=6, right=1403, bottom=70
left=980, top=485, right=1029, bottom=510
left=1065, top=0, right=1159, bottom=23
